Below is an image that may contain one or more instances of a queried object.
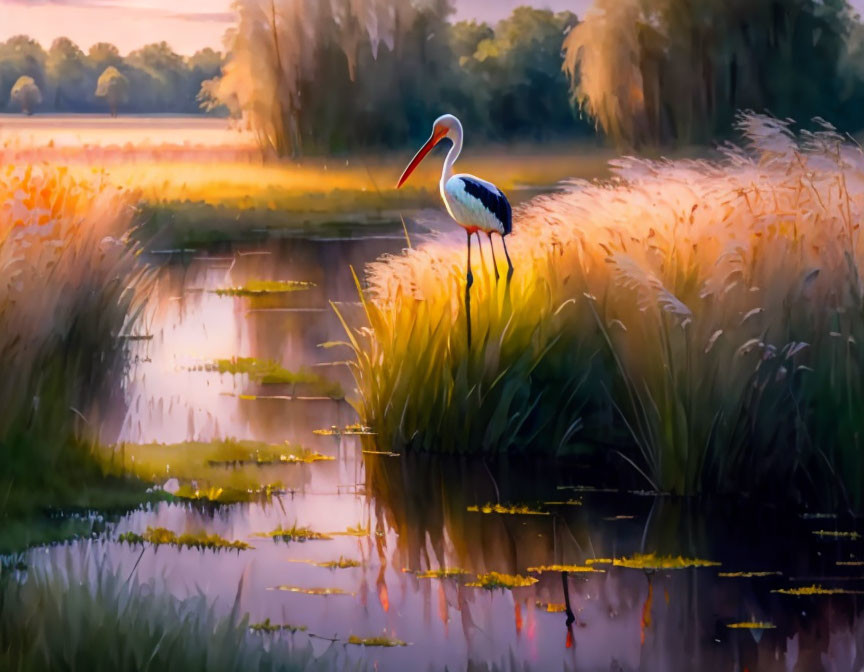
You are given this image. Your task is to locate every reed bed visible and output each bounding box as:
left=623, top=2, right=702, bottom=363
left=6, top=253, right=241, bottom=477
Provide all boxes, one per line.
left=0, top=163, right=149, bottom=517
left=347, top=114, right=864, bottom=509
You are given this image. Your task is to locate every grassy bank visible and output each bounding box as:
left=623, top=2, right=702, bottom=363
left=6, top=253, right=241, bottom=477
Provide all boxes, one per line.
left=0, top=561, right=347, bottom=671
left=0, top=164, right=151, bottom=543
left=344, top=114, right=864, bottom=511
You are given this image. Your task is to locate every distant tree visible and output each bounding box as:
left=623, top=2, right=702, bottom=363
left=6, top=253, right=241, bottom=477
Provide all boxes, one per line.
left=88, top=42, right=122, bottom=71
left=450, top=20, right=493, bottom=63
left=464, top=8, right=585, bottom=140
left=126, top=42, right=187, bottom=111
left=0, top=36, right=47, bottom=109
left=10, top=75, right=41, bottom=115
left=47, top=37, right=90, bottom=109
left=188, top=48, right=222, bottom=78
left=95, top=66, right=129, bottom=116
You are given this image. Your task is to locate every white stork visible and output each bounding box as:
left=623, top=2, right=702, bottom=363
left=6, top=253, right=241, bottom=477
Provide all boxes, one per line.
left=396, top=114, right=513, bottom=287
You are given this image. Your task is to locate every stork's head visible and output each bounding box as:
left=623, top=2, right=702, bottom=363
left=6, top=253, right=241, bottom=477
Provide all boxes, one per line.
left=397, top=114, right=463, bottom=188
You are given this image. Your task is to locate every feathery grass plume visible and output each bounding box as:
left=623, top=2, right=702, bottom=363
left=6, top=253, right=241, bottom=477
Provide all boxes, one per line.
left=345, top=113, right=864, bottom=507
left=0, top=164, right=151, bottom=520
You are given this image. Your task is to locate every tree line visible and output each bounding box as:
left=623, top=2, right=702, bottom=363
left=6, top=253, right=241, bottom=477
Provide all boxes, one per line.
left=6, top=0, right=864, bottom=153
left=0, top=36, right=222, bottom=115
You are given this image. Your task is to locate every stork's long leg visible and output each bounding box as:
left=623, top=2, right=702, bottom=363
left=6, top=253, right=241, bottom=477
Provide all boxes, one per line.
left=487, top=232, right=500, bottom=282
left=475, top=232, right=486, bottom=274
left=501, top=234, right=514, bottom=279
left=465, top=228, right=474, bottom=289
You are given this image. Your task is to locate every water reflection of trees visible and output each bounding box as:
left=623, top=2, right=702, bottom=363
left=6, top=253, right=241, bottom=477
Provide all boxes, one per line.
left=367, top=453, right=864, bottom=671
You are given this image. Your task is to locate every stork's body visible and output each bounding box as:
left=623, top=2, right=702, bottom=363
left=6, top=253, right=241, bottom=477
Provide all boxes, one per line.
left=397, top=114, right=513, bottom=286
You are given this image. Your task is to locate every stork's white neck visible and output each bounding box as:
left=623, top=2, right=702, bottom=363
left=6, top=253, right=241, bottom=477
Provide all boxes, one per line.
left=440, top=125, right=463, bottom=188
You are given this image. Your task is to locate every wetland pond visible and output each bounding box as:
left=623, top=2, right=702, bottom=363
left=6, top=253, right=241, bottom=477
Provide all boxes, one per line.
left=24, top=224, right=864, bottom=671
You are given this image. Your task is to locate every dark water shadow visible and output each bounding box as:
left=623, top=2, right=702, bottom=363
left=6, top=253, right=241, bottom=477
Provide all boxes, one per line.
left=366, top=452, right=864, bottom=671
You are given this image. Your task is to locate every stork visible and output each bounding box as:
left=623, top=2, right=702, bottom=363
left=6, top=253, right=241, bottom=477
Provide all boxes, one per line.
left=396, top=114, right=513, bottom=288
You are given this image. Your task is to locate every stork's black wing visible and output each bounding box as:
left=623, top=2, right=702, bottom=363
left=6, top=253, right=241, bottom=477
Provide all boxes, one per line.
left=459, top=176, right=512, bottom=235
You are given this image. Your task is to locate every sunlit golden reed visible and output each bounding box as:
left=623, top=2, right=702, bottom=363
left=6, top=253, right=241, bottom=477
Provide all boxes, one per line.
left=345, top=113, right=864, bottom=508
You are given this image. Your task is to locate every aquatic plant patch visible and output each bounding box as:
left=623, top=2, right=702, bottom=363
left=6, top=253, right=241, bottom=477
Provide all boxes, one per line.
left=771, top=584, right=864, bottom=596
left=286, top=556, right=361, bottom=569
left=347, top=635, right=408, bottom=647
left=536, top=602, right=568, bottom=613
left=414, top=568, right=470, bottom=579
left=117, top=526, right=251, bottom=551
left=466, top=503, right=549, bottom=515
left=100, top=439, right=320, bottom=503
left=466, top=572, right=539, bottom=590
left=526, top=564, right=604, bottom=574
left=313, top=424, right=375, bottom=436
left=330, top=524, right=370, bottom=537
left=812, top=530, right=862, bottom=540
left=213, top=280, right=315, bottom=296
left=267, top=586, right=351, bottom=596
left=249, top=619, right=308, bottom=633
left=258, top=524, right=332, bottom=542
left=612, top=553, right=720, bottom=570
left=198, top=357, right=344, bottom=397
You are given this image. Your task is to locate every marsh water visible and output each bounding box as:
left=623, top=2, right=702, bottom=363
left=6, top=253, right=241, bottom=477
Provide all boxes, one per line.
left=26, top=225, right=864, bottom=671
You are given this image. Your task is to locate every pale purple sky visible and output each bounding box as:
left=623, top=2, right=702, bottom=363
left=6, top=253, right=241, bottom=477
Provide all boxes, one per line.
left=0, top=0, right=861, bottom=55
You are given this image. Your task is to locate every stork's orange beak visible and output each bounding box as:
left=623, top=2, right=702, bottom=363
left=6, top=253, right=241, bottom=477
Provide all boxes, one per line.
left=397, top=127, right=448, bottom=188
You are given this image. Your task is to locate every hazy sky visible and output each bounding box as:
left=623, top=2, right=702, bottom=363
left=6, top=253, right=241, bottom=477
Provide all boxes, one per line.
left=0, top=0, right=591, bottom=54
left=1, top=0, right=862, bottom=55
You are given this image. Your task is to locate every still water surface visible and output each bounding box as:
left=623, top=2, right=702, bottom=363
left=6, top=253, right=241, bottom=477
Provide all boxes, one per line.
left=30, top=230, right=864, bottom=671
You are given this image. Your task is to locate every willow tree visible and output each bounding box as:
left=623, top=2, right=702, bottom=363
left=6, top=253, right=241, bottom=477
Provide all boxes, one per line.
left=565, top=0, right=855, bottom=147
left=203, top=0, right=426, bottom=157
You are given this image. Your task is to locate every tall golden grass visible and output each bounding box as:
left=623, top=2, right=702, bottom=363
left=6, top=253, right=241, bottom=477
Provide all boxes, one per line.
left=345, top=114, right=864, bottom=509
left=0, top=163, right=149, bottom=514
